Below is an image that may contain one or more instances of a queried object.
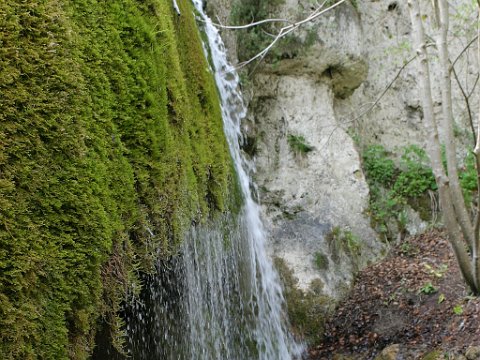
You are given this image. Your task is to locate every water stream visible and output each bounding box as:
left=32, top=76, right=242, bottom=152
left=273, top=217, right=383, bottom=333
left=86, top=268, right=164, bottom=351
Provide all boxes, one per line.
left=188, top=1, right=302, bottom=358
left=100, top=2, right=303, bottom=358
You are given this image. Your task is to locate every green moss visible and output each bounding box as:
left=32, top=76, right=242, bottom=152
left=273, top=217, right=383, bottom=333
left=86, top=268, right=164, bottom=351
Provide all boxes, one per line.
left=313, top=252, right=329, bottom=271
left=274, top=257, right=333, bottom=344
left=0, top=0, right=235, bottom=358
left=421, top=350, right=443, bottom=360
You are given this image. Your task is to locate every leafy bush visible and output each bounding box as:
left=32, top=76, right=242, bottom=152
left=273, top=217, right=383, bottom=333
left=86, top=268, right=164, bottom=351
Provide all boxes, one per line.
left=393, top=145, right=437, bottom=198
left=363, top=145, right=396, bottom=186
left=364, top=144, right=480, bottom=239
left=363, top=144, right=436, bottom=239
left=459, top=152, right=478, bottom=204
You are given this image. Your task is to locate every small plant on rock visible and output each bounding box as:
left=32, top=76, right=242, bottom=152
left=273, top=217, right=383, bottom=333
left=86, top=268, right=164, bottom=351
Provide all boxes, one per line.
left=313, top=252, right=329, bottom=271
left=287, top=134, right=315, bottom=155
left=326, top=227, right=361, bottom=264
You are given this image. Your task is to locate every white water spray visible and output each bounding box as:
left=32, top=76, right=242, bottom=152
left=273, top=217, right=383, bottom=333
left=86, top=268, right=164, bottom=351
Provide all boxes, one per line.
left=187, top=1, right=303, bottom=358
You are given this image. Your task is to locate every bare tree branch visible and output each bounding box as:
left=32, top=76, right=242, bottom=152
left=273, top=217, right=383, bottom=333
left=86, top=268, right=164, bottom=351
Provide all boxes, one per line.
left=452, top=66, right=476, bottom=144
left=200, top=0, right=349, bottom=71
left=349, top=55, right=417, bottom=124
left=451, top=35, right=479, bottom=69
left=197, top=18, right=293, bottom=30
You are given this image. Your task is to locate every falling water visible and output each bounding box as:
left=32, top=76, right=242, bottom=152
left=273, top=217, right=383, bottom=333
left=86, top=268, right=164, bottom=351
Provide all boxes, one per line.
left=101, top=1, right=303, bottom=359
left=187, top=0, right=302, bottom=359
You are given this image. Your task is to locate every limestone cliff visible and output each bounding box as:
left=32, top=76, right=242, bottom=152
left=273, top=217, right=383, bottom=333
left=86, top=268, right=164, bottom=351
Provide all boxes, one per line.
left=207, top=0, right=478, bottom=315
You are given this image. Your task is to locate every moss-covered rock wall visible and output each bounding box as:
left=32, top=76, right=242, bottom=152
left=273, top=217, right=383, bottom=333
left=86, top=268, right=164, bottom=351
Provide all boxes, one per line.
left=0, top=0, right=235, bottom=358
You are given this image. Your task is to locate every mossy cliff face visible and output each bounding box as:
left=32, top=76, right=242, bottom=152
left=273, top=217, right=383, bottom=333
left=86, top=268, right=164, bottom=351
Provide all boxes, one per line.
left=0, top=0, right=235, bottom=358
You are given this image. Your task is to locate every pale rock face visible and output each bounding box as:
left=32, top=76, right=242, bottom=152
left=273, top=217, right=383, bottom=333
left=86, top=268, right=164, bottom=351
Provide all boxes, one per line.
left=250, top=74, right=380, bottom=294
left=205, top=0, right=479, bottom=296
left=339, top=0, right=477, bottom=153
left=205, top=0, right=385, bottom=296
left=244, top=1, right=385, bottom=295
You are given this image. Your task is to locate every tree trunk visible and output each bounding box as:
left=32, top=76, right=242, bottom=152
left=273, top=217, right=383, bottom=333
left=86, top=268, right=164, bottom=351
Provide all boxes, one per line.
left=407, top=0, right=479, bottom=294
left=473, top=2, right=480, bottom=289
left=437, top=0, right=475, bottom=248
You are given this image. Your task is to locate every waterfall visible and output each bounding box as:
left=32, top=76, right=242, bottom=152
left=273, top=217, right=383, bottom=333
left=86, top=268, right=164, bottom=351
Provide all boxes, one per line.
left=187, top=1, right=302, bottom=359
left=104, top=2, right=303, bottom=359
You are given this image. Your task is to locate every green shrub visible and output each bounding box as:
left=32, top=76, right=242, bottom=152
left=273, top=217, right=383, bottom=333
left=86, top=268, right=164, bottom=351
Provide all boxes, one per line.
left=393, top=145, right=437, bottom=198
left=459, top=152, right=478, bottom=204
left=362, top=144, right=436, bottom=239
left=363, top=145, right=396, bottom=186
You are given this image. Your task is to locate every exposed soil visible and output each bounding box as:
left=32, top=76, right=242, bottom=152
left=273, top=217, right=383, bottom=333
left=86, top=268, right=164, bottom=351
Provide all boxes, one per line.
left=309, top=229, right=480, bottom=359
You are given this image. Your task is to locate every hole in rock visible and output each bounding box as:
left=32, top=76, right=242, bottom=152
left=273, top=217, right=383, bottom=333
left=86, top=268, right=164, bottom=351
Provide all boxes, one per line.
left=388, top=2, right=398, bottom=11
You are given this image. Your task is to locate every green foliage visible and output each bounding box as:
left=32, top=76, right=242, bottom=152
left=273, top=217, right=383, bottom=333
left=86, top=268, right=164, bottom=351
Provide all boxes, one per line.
left=231, top=0, right=284, bottom=62
left=230, top=0, right=311, bottom=65
left=437, top=147, right=479, bottom=208
left=453, top=304, right=464, bottom=315
left=363, top=144, right=436, bottom=239
left=364, top=143, right=480, bottom=240
left=326, top=227, right=361, bottom=264
left=459, top=152, right=478, bottom=205
left=314, top=252, right=329, bottom=270
left=363, top=145, right=396, bottom=186
left=0, top=0, right=235, bottom=358
left=231, top=0, right=357, bottom=69
left=393, top=145, right=437, bottom=198
left=419, top=282, right=437, bottom=295
left=400, top=241, right=420, bottom=257
left=287, top=134, right=315, bottom=155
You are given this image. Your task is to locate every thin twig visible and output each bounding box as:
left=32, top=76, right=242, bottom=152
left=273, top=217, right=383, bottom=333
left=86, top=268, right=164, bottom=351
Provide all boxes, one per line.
left=197, top=17, right=293, bottom=30
left=452, top=66, right=476, bottom=145
left=451, top=35, right=479, bottom=69
left=233, top=0, right=349, bottom=70
left=349, top=55, right=417, bottom=124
